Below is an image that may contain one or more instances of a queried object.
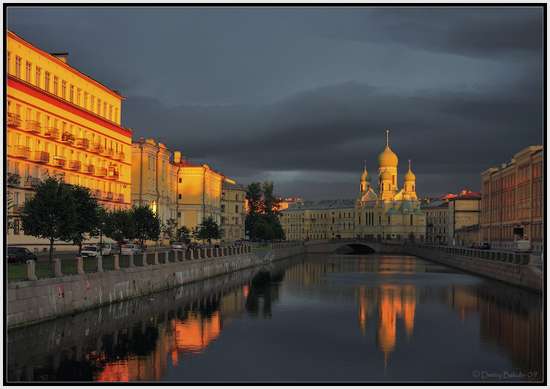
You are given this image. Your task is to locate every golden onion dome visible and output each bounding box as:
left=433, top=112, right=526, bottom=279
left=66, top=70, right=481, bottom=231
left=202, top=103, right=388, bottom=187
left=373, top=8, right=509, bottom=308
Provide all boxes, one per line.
left=404, top=160, right=416, bottom=181
left=361, top=168, right=368, bottom=181
left=378, top=146, right=398, bottom=167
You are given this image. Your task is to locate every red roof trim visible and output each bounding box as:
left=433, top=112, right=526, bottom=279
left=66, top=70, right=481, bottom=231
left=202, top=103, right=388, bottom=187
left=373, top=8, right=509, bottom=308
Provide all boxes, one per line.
left=8, top=77, right=132, bottom=139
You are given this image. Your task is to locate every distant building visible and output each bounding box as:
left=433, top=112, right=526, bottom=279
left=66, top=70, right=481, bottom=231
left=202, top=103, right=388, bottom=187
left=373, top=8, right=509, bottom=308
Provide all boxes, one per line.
left=447, top=190, right=481, bottom=245
left=281, top=130, right=426, bottom=241
left=481, top=145, right=543, bottom=252
left=422, top=199, right=449, bottom=245
left=454, top=224, right=481, bottom=248
left=221, top=179, right=246, bottom=242
left=354, top=130, right=425, bottom=241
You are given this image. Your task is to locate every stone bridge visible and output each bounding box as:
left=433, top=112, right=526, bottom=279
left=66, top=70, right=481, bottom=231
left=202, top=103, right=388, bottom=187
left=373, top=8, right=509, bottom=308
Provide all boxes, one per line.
left=304, top=239, right=406, bottom=255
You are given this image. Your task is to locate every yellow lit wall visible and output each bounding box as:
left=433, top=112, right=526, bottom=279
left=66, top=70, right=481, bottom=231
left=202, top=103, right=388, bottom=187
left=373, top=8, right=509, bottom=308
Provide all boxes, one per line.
left=221, top=180, right=246, bottom=242
left=7, top=30, right=132, bottom=248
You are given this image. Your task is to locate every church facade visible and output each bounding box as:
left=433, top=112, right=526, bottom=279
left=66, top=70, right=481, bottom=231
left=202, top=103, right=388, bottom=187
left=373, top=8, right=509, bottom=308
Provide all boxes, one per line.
left=280, top=130, right=426, bottom=241
left=354, top=130, right=426, bottom=241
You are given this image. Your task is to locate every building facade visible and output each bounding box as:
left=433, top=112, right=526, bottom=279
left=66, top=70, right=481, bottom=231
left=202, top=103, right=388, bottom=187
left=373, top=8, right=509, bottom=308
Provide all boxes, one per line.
left=280, top=200, right=356, bottom=241
left=422, top=199, right=449, bottom=245
left=221, top=180, right=247, bottom=242
left=7, top=30, right=132, bottom=248
left=481, top=146, right=543, bottom=252
left=448, top=190, right=481, bottom=245
left=131, top=138, right=178, bottom=226
left=281, top=130, right=426, bottom=242
left=354, top=130, right=425, bottom=241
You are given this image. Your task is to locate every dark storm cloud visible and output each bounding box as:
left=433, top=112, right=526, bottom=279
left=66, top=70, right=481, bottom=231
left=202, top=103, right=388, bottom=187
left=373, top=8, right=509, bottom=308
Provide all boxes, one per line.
left=7, top=6, right=544, bottom=199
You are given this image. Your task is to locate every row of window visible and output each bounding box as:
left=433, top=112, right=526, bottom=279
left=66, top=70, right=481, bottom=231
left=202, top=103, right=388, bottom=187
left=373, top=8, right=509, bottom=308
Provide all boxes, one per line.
left=8, top=52, right=120, bottom=124
left=9, top=100, right=127, bottom=157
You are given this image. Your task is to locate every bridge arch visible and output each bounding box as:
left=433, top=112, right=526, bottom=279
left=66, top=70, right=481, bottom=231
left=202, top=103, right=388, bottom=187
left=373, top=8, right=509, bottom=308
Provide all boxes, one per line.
left=334, top=243, right=376, bottom=255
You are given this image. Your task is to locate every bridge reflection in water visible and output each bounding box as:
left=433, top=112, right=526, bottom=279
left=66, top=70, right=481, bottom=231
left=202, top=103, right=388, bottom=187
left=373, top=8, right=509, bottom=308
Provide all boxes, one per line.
left=7, top=254, right=542, bottom=382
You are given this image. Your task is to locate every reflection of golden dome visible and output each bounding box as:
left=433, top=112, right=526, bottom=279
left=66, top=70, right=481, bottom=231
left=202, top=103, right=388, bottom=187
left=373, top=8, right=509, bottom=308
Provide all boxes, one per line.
left=378, top=146, right=398, bottom=168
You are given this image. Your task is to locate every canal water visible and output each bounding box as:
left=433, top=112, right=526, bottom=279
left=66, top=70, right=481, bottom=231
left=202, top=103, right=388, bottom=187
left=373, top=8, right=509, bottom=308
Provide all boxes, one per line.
left=7, top=253, right=543, bottom=383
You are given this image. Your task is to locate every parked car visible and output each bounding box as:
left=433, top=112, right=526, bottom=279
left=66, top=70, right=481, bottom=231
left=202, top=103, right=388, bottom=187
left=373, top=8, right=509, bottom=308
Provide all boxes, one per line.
left=81, top=245, right=100, bottom=258
left=171, top=242, right=186, bottom=250
left=7, top=246, right=37, bottom=264
left=479, top=242, right=491, bottom=250
left=100, top=243, right=117, bottom=256
left=121, top=244, right=143, bottom=255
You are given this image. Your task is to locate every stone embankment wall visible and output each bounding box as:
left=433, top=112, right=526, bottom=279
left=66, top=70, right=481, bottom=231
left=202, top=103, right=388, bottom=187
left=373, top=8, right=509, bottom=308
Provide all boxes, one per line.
left=7, top=243, right=304, bottom=329
left=405, top=245, right=542, bottom=292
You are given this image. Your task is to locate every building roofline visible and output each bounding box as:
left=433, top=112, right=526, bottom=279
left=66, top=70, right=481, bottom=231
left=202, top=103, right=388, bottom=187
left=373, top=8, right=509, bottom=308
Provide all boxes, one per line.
left=8, top=30, right=125, bottom=100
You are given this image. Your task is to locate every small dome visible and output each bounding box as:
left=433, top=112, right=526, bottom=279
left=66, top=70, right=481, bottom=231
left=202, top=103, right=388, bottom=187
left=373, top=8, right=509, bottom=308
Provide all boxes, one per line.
left=404, top=160, right=416, bottom=181
left=361, top=168, right=368, bottom=181
left=378, top=146, right=398, bottom=167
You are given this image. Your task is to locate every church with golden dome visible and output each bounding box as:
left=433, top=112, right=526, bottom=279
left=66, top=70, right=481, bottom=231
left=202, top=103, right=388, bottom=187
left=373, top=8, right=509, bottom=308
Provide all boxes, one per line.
left=355, top=129, right=426, bottom=241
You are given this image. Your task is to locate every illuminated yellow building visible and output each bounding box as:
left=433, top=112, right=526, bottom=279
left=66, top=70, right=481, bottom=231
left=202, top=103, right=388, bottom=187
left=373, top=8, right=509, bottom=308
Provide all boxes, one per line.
left=221, top=179, right=246, bottom=242
left=281, top=130, right=426, bottom=241
left=355, top=130, right=426, bottom=241
left=131, top=137, right=178, bottom=226
left=7, top=30, right=132, bottom=247
left=280, top=199, right=356, bottom=240
left=172, top=154, right=224, bottom=234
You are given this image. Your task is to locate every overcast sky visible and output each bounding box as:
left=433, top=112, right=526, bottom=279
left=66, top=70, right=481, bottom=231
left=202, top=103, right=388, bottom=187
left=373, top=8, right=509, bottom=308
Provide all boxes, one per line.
left=7, top=6, right=544, bottom=199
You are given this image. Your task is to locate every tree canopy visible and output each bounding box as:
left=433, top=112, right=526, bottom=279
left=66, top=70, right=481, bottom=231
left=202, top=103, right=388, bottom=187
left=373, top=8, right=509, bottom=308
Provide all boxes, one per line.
left=245, top=181, right=285, bottom=241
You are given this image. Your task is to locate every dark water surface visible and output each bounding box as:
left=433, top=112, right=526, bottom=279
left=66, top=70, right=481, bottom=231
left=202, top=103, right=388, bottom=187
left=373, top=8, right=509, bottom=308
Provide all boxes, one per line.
left=7, top=254, right=543, bottom=383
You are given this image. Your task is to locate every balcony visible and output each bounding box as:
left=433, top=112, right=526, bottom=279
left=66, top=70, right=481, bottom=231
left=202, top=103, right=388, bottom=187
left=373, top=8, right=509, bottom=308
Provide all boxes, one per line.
left=91, top=143, right=104, bottom=154
left=75, top=138, right=90, bottom=149
left=60, top=132, right=75, bottom=145
left=105, top=192, right=114, bottom=201
left=113, top=151, right=125, bottom=161
left=23, top=176, right=41, bottom=189
left=92, top=189, right=102, bottom=199
left=7, top=113, right=22, bottom=128
left=12, top=145, right=31, bottom=159
left=116, top=194, right=124, bottom=203
left=25, top=120, right=41, bottom=134
left=33, top=151, right=50, bottom=164
left=102, top=148, right=114, bottom=157
left=94, top=167, right=107, bottom=177
left=84, top=164, right=95, bottom=175
left=106, top=168, right=120, bottom=180
left=68, top=160, right=82, bottom=171
left=52, top=155, right=66, bottom=168
left=44, top=128, right=60, bottom=139
left=7, top=172, right=21, bottom=187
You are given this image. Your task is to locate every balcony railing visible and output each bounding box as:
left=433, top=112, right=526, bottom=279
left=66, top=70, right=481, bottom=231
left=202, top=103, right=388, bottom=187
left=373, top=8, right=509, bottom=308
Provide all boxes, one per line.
left=84, top=164, right=95, bottom=175
left=95, top=167, right=107, bottom=177
left=7, top=172, right=21, bottom=187
left=52, top=155, right=66, bottom=167
left=103, top=148, right=114, bottom=157
left=106, top=168, right=120, bottom=180
left=23, top=176, right=41, bottom=188
left=25, top=120, right=41, bottom=133
left=91, top=143, right=104, bottom=154
left=68, top=160, right=82, bottom=171
left=44, top=128, right=60, bottom=139
left=33, top=151, right=50, bottom=164
left=92, top=189, right=102, bottom=199
left=105, top=192, right=114, bottom=201
left=113, top=151, right=125, bottom=161
left=75, top=138, right=90, bottom=149
left=7, top=113, right=22, bottom=128
left=60, top=132, right=75, bottom=144
left=116, top=194, right=124, bottom=203
left=13, top=145, right=31, bottom=159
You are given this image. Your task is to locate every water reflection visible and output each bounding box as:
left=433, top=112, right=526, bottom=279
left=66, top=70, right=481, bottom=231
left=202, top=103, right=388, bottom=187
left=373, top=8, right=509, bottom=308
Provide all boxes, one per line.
left=7, top=254, right=542, bottom=382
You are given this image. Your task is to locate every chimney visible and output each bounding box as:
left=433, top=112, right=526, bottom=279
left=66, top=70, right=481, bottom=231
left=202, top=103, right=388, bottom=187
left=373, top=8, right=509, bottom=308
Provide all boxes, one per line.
left=51, top=52, right=69, bottom=64
left=174, top=151, right=181, bottom=164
